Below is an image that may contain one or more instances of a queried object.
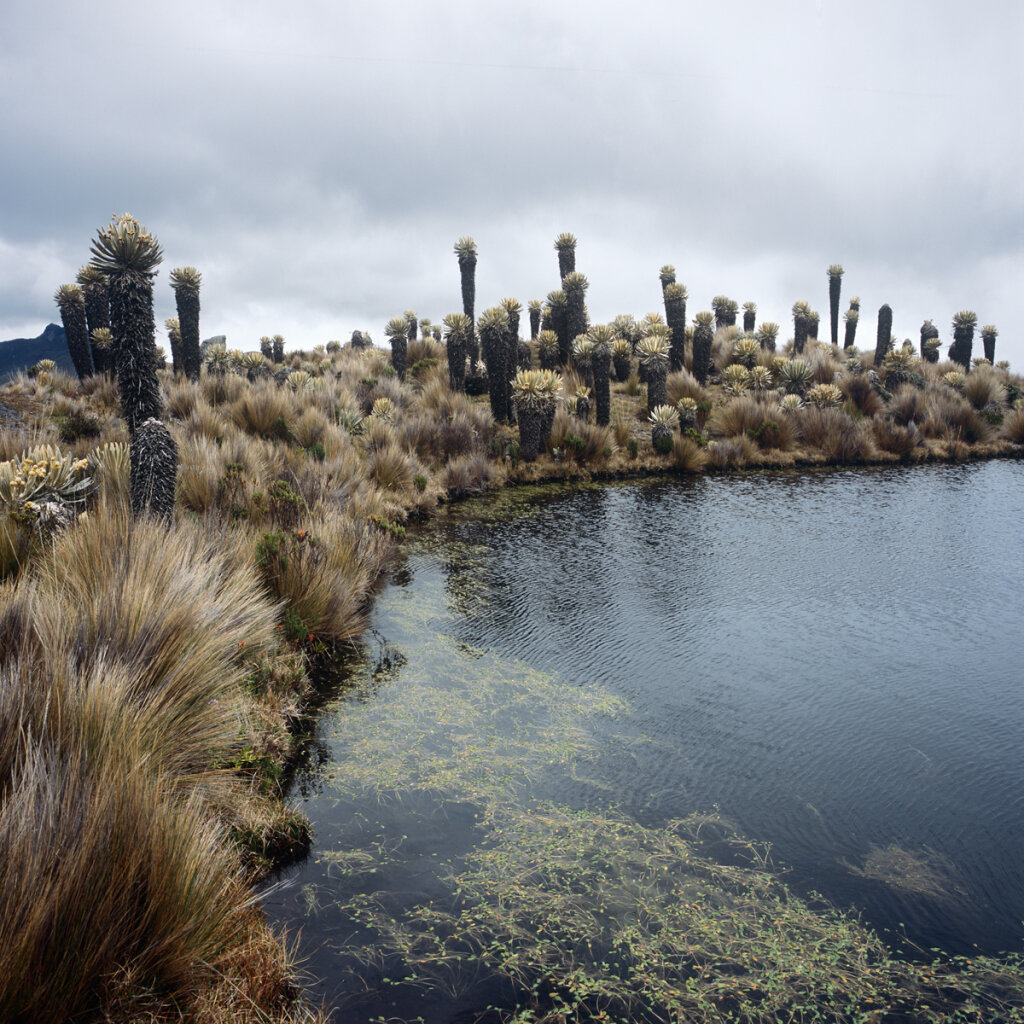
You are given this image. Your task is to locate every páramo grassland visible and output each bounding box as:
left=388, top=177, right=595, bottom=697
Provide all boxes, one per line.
left=1, top=218, right=1022, bottom=1022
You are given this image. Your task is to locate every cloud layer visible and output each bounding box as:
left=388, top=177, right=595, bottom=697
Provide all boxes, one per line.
left=2, top=0, right=1021, bottom=363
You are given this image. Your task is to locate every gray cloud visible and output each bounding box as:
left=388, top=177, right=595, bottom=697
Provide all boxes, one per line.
left=2, top=0, right=1021, bottom=363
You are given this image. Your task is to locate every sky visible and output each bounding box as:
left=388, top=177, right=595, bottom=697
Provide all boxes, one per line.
left=2, top=0, right=1022, bottom=366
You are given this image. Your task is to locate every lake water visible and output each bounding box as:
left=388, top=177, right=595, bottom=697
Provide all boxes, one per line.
left=262, top=459, right=1024, bottom=1021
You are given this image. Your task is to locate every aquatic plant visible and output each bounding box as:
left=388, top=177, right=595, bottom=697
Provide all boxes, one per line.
left=169, top=266, right=202, bottom=382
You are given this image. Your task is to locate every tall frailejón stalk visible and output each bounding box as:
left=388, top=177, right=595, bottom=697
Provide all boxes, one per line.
left=588, top=323, right=614, bottom=426
left=827, top=264, right=844, bottom=347
left=808, top=310, right=820, bottom=341
left=555, top=232, right=577, bottom=281
left=528, top=298, right=542, bottom=340
left=948, top=310, right=977, bottom=369
left=77, top=264, right=111, bottom=374
left=712, top=296, right=738, bottom=331
left=89, top=213, right=164, bottom=433
left=844, top=309, right=859, bottom=350
left=547, top=289, right=570, bottom=365
left=501, top=297, right=523, bottom=417
left=691, top=311, right=714, bottom=385
left=742, top=301, right=757, bottom=334
left=454, top=237, right=479, bottom=369
left=981, top=324, right=998, bottom=364
left=53, top=283, right=93, bottom=380
left=792, top=301, right=811, bottom=355
left=663, top=282, right=688, bottom=373
left=164, top=317, right=183, bottom=374
left=169, top=266, right=202, bottom=382
left=384, top=316, right=410, bottom=381
left=562, top=272, right=589, bottom=356
left=443, top=312, right=471, bottom=392
left=920, top=319, right=940, bottom=362
left=637, top=331, right=670, bottom=412
left=873, top=304, right=893, bottom=366
left=478, top=306, right=511, bottom=423
left=659, top=265, right=676, bottom=296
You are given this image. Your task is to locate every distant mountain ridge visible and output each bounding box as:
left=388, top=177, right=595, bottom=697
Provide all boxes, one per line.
left=0, top=324, right=74, bottom=381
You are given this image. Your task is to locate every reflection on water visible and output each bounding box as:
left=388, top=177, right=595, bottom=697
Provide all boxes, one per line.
left=263, top=461, right=1024, bottom=1019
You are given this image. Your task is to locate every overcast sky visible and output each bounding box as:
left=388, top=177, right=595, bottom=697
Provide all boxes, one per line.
left=2, top=0, right=1022, bottom=366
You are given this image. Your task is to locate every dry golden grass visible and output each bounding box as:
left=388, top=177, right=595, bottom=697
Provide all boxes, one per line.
left=2, top=328, right=1021, bottom=1024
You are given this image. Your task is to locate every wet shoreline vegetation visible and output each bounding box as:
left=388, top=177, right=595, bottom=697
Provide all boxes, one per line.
left=1, top=218, right=1023, bottom=1021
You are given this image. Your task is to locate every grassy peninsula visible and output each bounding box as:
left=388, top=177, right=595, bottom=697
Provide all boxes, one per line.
left=2, top=220, right=1023, bottom=1022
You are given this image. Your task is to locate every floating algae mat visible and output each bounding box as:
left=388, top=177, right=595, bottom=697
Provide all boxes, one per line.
left=264, top=464, right=1024, bottom=1022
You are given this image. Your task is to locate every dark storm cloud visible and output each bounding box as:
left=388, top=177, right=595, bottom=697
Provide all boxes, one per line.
left=1, top=0, right=1021, bottom=361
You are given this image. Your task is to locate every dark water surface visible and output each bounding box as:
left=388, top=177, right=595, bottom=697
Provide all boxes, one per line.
left=263, top=460, right=1024, bottom=1018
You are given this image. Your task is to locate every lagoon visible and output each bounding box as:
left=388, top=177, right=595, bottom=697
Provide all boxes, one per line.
left=263, top=460, right=1024, bottom=1020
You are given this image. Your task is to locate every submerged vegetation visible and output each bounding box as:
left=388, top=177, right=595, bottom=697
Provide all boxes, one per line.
left=1, top=223, right=1022, bottom=1021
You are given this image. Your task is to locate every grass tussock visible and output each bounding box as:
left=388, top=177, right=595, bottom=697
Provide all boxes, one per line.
left=666, top=368, right=707, bottom=405
left=672, top=433, right=710, bottom=472
left=1002, top=407, right=1024, bottom=443
left=797, top=407, right=875, bottom=462
left=963, top=365, right=1007, bottom=410
left=1, top=312, right=1021, bottom=1022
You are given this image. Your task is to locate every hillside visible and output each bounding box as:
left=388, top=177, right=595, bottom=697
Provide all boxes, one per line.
left=0, top=323, right=73, bottom=381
